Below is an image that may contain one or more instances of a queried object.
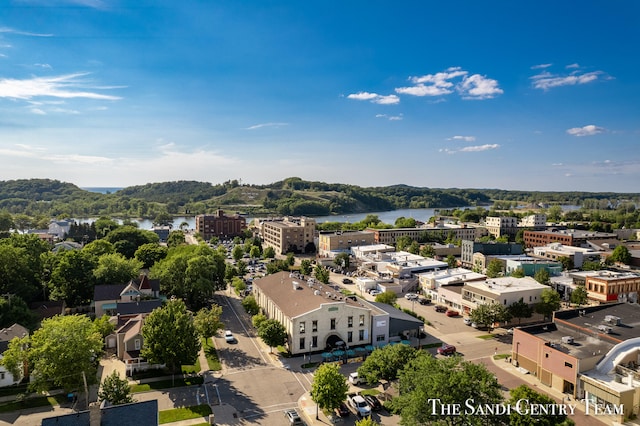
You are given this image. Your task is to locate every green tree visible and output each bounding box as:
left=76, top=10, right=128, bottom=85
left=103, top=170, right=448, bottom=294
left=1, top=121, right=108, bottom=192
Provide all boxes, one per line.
left=446, top=254, right=457, bottom=268
left=486, top=259, right=503, bottom=278
left=390, top=355, right=503, bottom=426
left=92, top=314, right=115, bottom=340
left=257, top=319, right=287, bottom=353
left=82, top=239, right=115, bottom=258
left=508, top=384, right=568, bottom=426
left=310, top=363, right=349, bottom=416
left=252, top=313, right=267, bottom=329
left=334, top=252, right=350, bottom=270
left=94, top=217, right=120, bottom=239
left=557, top=256, right=574, bottom=271
left=570, top=285, right=588, bottom=307
left=93, top=253, right=143, bottom=286
left=470, top=303, right=512, bottom=331
left=48, top=249, right=97, bottom=307
left=535, top=288, right=561, bottom=320
left=263, top=246, right=276, bottom=259
left=510, top=268, right=525, bottom=278
left=249, top=245, right=261, bottom=260
left=395, top=217, right=417, bottom=228
left=166, top=230, right=186, bottom=248
left=134, top=243, right=168, bottom=269
left=285, top=252, right=296, bottom=267
left=375, top=290, right=397, bottom=305
left=314, top=265, right=330, bottom=284
left=355, top=417, right=380, bottom=426
left=241, top=295, right=260, bottom=316
left=581, top=260, right=601, bottom=271
left=0, top=244, right=41, bottom=303
left=357, top=344, right=420, bottom=385
left=98, top=371, right=134, bottom=405
left=105, top=226, right=159, bottom=258
left=420, top=244, right=436, bottom=258
left=395, top=235, right=413, bottom=251
left=141, top=299, right=200, bottom=375
left=534, top=268, right=551, bottom=284
left=29, top=315, right=103, bottom=392
left=152, top=212, right=173, bottom=227
left=610, top=245, right=632, bottom=265
left=299, top=259, right=312, bottom=275
left=507, top=298, right=533, bottom=325
left=0, top=296, right=38, bottom=331
left=0, top=334, right=30, bottom=382
left=193, top=305, right=224, bottom=342
left=232, top=245, right=244, bottom=262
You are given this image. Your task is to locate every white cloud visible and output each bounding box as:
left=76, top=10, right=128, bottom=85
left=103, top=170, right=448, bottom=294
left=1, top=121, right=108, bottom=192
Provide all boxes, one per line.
left=531, top=68, right=607, bottom=90
left=566, top=125, right=605, bottom=137
left=459, top=144, right=500, bottom=152
left=395, top=84, right=452, bottom=97
left=531, top=63, right=552, bottom=69
left=375, top=113, right=403, bottom=121
left=0, top=27, right=53, bottom=37
left=458, top=74, right=504, bottom=99
left=347, top=91, right=399, bottom=105
left=34, top=63, right=52, bottom=69
left=566, top=63, right=580, bottom=69
left=447, top=135, right=476, bottom=142
left=0, top=73, right=122, bottom=100
left=245, top=122, right=289, bottom=130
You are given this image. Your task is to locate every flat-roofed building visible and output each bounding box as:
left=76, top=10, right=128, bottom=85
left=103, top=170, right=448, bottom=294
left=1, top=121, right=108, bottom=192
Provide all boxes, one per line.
left=461, top=240, right=523, bottom=268
left=195, top=209, right=246, bottom=241
left=532, top=243, right=601, bottom=268
left=484, top=216, right=519, bottom=239
left=318, top=230, right=375, bottom=257
left=461, top=276, right=547, bottom=316
left=259, top=216, right=316, bottom=255
left=523, top=229, right=619, bottom=249
left=519, top=214, right=547, bottom=229
left=368, top=224, right=480, bottom=246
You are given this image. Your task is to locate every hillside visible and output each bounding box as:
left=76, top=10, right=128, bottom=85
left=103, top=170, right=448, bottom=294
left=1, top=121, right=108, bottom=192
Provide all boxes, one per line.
left=0, top=177, right=638, bottom=219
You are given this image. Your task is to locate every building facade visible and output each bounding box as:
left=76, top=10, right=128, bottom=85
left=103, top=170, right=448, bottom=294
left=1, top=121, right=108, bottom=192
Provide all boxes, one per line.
left=317, top=231, right=376, bottom=257
left=484, top=216, right=519, bottom=239
left=195, top=209, right=247, bottom=241
left=461, top=276, right=547, bottom=316
left=460, top=240, right=523, bottom=268
left=523, top=229, right=619, bottom=249
left=259, top=216, right=316, bottom=255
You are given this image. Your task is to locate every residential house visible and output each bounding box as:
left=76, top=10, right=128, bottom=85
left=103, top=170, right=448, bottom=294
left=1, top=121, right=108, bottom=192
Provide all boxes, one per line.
left=0, top=324, right=29, bottom=387
left=106, top=314, right=162, bottom=376
left=94, top=275, right=161, bottom=318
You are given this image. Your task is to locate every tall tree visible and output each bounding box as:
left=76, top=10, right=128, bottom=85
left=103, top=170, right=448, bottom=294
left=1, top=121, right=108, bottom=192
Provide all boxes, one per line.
left=257, top=319, right=287, bottom=353
left=508, top=384, right=569, bottom=426
left=29, top=315, right=103, bottom=392
left=570, top=285, right=588, bottom=307
left=167, top=230, right=186, bottom=248
left=507, top=298, right=533, bottom=325
left=311, top=363, right=349, bottom=416
left=48, top=249, right=97, bottom=307
left=93, top=253, right=142, bottom=286
left=98, top=371, right=134, bottom=405
left=334, top=252, right=350, bottom=270
left=375, top=291, right=397, bottom=305
left=536, top=288, right=561, bottom=320
left=141, top=299, right=200, bottom=375
left=193, top=305, right=224, bottom=342
left=314, top=265, right=330, bottom=284
left=357, top=344, right=420, bottom=385
left=486, top=259, right=504, bottom=278
left=299, top=259, right=312, bottom=275
left=610, top=245, right=632, bottom=265
left=534, top=268, right=550, bottom=284
left=105, top=226, right=159, bottom=258
left=470, top=303, right=512, bottom=331
left=0, top=295, right=38, bottom=331
left=134, top=243, right=168, bottom=269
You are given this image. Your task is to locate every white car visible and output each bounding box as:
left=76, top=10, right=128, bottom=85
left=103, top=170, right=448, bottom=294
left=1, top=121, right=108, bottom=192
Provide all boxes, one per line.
left=224, top=330, right=235, bottom=343
left=405, top=293, right=419, bottom=300
left=369, top=290, right=381, bottom=296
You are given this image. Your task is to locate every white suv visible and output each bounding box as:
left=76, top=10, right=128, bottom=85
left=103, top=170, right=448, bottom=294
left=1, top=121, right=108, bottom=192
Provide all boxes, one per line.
left=224, top=330, right=235, bottom=343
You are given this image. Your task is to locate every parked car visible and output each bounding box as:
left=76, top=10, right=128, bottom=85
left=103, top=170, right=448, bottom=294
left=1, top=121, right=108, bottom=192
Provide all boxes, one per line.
left=224, top=330, right=235, bottom=343
left=369, top=290, right=381, bottom=297
left=434, top=305, right=447, bottom=313
left=445, top=310, right=459, bottom=317
left=437, top=344, right=457, bottom=356
left=342, top=278, right=353, bottom=284
left=471, top=322, right=487, bottom=329
left=362, top=394, right=382, bottom=411
left=349, top=372, right=364, bottom=385
left=284, top=408, right=304, bottom=425
left=418, top=297, right=430, bottom=305
left=404, top=293, right=419, bottom=300
left=463, top=317, right=472, bottom=325
left=335, top=402, right=350, bottom=417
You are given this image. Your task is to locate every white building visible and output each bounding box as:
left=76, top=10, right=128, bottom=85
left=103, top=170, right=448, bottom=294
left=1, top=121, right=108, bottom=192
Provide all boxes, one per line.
left=532, top=243, right=601, bottom=268
left=461, top=276, right=547, bottom=315
left=0, top=324, right=29, bottom=387
left=519, top=214, right=547, bottom=229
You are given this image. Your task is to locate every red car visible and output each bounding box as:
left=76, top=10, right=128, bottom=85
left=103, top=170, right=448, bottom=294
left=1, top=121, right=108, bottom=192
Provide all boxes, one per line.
left=437, top=344, right=457, bottom=356
left=445, top=310, right=459, bottom=317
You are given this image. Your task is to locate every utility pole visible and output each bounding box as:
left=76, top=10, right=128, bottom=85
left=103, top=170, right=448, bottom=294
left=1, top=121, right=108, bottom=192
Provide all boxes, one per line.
left=82, top=370, right=89, bottom=409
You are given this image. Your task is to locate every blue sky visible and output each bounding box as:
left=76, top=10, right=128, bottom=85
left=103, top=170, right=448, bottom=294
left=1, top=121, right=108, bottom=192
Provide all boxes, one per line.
left=0, top=1, right=638, bottom=192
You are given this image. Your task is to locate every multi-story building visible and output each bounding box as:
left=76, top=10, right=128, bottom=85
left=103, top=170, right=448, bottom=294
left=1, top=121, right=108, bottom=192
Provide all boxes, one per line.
left=568, top=270, right=640, bottom=304
left=195, top=209, right=246, bottom=241
left=0, top=324, right=29, bottom=386
left=484, top=216, right=519, bottom=239
left=523, top=229, right=619, bottom=249
left=496, top=255, right=563, bottom=277
left=258, top=216, right=316, bottom=255
left=518, top=214, right=547, bottom=229
left=532, top=243, right=601, bottom=268
left=460, top=240, right=523, bottom=268
left=461, top=276, right=547, bottom=316
left=317, top=230, right=375, bottom=257
left=367, top=224, right=479, bottom=246
left=253, top=272, right=423, bottom=354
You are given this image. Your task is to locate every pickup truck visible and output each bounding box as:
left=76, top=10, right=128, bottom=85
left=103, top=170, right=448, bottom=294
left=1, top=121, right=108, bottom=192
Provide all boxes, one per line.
left=348, top=372, right=364, bottom=385
left=347, top=393, right=371, bottom=418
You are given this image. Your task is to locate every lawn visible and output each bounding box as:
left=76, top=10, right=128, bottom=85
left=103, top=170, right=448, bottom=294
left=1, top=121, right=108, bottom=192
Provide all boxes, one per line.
left=0, top=394, right=67, bottom=414
left=158, top=404, right=212, bottom=424
left=201, top=337, right=221, bottom=371
left=359, top=388, right=380, bottom=396
left=181, top=357, right=202, bottom=374
left=130, top=376, right=204, bottom=393
left=477, top=334, right=496, bottom=340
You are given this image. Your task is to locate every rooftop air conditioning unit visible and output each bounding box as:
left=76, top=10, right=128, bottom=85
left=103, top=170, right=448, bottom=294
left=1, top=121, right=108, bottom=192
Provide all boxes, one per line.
left=561, top=336, right=574, bottom=344
left=597, top=325, right=612, bottom=334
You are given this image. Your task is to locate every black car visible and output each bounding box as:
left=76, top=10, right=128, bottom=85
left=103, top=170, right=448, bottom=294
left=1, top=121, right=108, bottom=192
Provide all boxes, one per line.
left=418, top=297, right=430, bottom=305
left=363, top=395, right=382, bottom=411
left=342, top=278, right=353, bottom=284
left=335, top=402, right=350, bottom=417
left=434, top=305, right=447, bottom=313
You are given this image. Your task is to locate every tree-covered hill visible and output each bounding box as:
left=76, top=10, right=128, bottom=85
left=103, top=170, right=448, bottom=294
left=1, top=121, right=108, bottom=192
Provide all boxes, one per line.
left=0, top=177, right=638, bottom=219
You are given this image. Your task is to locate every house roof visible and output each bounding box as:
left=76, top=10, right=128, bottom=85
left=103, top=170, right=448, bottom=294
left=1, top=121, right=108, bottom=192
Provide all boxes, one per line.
left=254, top=271, right=369, bottom=318
left=369, top=302, right=424, bottom=325
left=116, top=300, right=162, bottom=316
left=94, top=284, right=127, bottom=302
left=100, top=400, right=158, bottom=426
left=0, top=324, right=29, bottom=353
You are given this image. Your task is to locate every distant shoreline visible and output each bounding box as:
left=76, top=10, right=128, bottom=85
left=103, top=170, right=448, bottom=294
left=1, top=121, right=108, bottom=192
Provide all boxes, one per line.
left=81, top=187, right=123, bottom=194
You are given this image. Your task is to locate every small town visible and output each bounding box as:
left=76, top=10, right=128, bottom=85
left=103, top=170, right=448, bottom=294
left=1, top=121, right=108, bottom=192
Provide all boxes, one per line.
left=0, top=208, right=639, bottom=426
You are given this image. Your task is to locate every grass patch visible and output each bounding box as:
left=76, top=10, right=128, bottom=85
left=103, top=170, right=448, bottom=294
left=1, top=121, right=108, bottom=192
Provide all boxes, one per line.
left=131, top=376, right=204, bottom=393
left=422, top=342, right=444, bottom=349
left=0, top=394, right=67, bottom=414
left=277, top=345, right=291, bottom=358
left=340, top=289, right=356, bottom=295
left=301, top=362, right=320, bottom=369
left=181, top=357, right=201, bottom=374
left=201, top=337, right=221, bottom=371
left=159, top=404, right=212, bottom=424
left=0, top=384, right=31, bottom=398
left=494, top=353, right=510, bottom=360
left=130, top=368, right=169, bottom=381
left=359, top=388, right=380, bottom=396
left=477, top=334, right=496, bottom=340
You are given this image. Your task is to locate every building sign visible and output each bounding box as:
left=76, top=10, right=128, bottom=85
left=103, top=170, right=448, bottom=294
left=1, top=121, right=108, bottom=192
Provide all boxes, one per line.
left=376, top=320, right=387, bottom=327
left=328, top=307, right=338, bottom=311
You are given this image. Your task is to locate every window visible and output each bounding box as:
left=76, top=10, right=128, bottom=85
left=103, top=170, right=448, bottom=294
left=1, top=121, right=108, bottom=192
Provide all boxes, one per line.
left=348, top=316, right=353, bottom=328
left=299, top=321, right=305, bottom=334
left=312, top=336, right=318, bottom=349
left=347, top=331, right=353, bottom=343
left=312, top=320, right=318, bottom=332
left=359, top=315, right=365, bottom=326
left=359, top=330, right=365, bottom=341
left=0, top=372, right=4, bottom=380
left=376, top=334, right=385, bottom=342
left=135, top=339, right=141, bottom=350
left=330, top=318, right=336, bottom=330
left=564, top=361, right=573, bottom=368
left=299, top=337, right=305, bottom=350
